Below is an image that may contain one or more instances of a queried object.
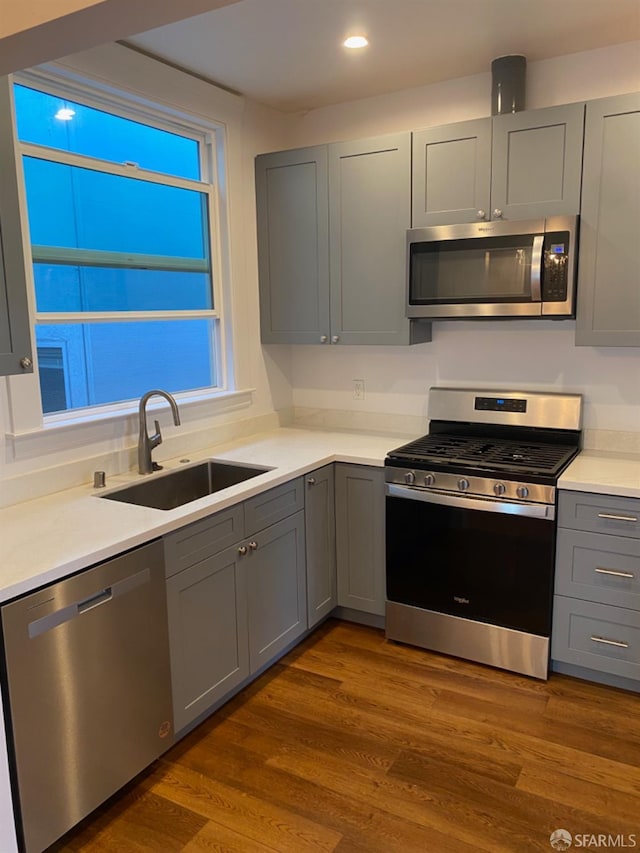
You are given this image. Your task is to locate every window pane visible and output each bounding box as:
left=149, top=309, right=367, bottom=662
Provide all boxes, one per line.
left=36, top=320, right=216, bottom=414
left=23, top=158, right=210, bottom=260
left=14, top=84, right=201, bottom=180
left=34, top=265, right=212, bottom=312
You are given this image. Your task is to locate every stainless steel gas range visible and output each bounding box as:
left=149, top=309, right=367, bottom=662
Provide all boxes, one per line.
left=384, top=387, right=583, bottom=679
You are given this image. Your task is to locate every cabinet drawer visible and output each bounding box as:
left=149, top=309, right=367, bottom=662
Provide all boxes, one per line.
left=552, top=596, right=640, bottom=682
left=244, top=478, right=304, bottom=536
left=555, top=529, right=640, bottom=610
left=559, top=491, right=640, bottom=538
left=164, top=505, right=245, bottom=577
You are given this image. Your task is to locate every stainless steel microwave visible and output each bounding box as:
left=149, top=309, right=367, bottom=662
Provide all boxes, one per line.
left=406, top=215, right=578, bottom=320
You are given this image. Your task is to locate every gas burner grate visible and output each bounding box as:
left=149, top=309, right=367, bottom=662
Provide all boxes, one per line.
left=388, top=433, right=577, bottom=476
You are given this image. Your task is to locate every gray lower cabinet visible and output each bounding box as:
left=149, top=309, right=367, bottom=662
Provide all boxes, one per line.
left=335, top=463, right=386, bottom=616
left=165, top=477, right=307, bottom=730
left=305, top=465, right=337, bottom=628
left=552, top=490, right=640, bottom=689
left=0, top=77, right=33, bottom=376
left=245, top=510, right=307, bottom=672
left=166, top=544, right=249, bottom=733
left=256, top=135, right=431, bottom=346
left=576, top=92, right=640, bottom=347
left=412, top=104, right=584, bottom=226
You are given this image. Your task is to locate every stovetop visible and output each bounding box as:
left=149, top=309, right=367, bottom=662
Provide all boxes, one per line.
left=386, top=432, right=579, bottom=479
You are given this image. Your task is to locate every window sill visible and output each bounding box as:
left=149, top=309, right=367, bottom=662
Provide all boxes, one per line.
left=6, top=388, right=255, bottom=461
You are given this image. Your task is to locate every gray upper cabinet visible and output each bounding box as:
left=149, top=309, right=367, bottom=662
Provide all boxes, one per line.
left=491, top=103, right=585, bottom=220
left=412, top=118, right=491, bottom=226
left=329, top=134, right=425, bottom=345
left=576, top=92, right=640, bottom=347
left=305, top=465, right=336, bottom=628
left=256, top=135, right=431, bottom=346
left=256, top=146, right=330, bottom=344
left=335, top=464, right=386, bottom=616
left=0, top=77, right=33, bottom=376
left=412, top=104, right=584, bottom=226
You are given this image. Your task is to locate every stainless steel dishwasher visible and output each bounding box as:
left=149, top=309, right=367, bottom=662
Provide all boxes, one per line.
left=1, top=540, right=174, bottom=853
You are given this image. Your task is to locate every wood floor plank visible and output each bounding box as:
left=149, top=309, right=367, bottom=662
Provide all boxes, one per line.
left=516, top=761, right=640, bottom=825
left=151, top=762, right=343, bottom=852
left=181, top=819, right=280, bottom=852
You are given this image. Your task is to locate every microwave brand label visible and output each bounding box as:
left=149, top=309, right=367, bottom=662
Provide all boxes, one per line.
left=453, top=596, right=470, bottom=605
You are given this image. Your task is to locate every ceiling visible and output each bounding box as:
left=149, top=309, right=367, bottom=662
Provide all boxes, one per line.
left=127, top=0, right=640, bottom=113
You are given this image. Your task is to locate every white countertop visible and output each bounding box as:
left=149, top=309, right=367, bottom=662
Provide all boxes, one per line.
left=2, top=427, right=639, bottom=604
left=558, top=449, right=640, bottom=499
left=0, top=428, right=406, bottom=603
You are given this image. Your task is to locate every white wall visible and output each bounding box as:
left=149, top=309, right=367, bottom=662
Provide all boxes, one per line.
left=287, top=42, right=640, bottom=436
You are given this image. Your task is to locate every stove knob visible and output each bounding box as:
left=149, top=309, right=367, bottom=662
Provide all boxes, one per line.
left=457, top=478, right=470, bottom=491
left=494, top=482, right=506, bottom=496
left=404, top=471, right=416, bottom=485
left=517, top=486, right=529, bottom=499
left=424, top=473, right=436, bottom=487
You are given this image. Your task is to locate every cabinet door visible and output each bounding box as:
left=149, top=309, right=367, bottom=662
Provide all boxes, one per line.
left=412, top=119, right=491, bottom=226
left=305, top=465, right=336, bottom=628
left=491, top=103, right=584, bottom=220
left=255, top=146, right=330, bottom=344
left=0, top=77, right=33, bottom=376
left=166, top=545, right=249, bottom=733
left=335, top=464, right=386, bottom=615
left=576, top=93, right=640, bottom=347
left=329, top=133, right=421, bottom=345
left=246, top=511, right=307, bottom=672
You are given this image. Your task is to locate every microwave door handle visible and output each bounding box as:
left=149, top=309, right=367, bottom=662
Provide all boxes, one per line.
left=530, top=235, right=544, bottom=302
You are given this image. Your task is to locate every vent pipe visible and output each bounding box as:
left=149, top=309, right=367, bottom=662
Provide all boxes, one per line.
left=491, top=55, right=526, bottom=115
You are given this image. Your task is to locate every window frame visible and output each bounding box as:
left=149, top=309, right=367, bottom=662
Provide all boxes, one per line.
left=11, top=68, right=232, bottom=426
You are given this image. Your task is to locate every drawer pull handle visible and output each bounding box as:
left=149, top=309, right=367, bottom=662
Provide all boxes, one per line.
left=594, top=567, right=635, bottom=579
left=597, top=513, right=638, bottom=523
left=590, top=635, right=629, bottom=649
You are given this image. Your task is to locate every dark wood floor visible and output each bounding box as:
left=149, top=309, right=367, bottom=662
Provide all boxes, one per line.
left=55, top=619, right=640, bottom=852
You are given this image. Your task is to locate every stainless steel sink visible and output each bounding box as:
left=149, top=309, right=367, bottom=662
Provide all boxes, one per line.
left=99, top=460, right=272, bottom=510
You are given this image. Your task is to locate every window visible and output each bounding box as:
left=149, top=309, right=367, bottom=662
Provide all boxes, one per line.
left=13, top=80, right=223, bottom=416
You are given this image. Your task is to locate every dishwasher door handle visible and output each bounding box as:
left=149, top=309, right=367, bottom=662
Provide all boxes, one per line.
left=28, top=567, right=151, bottom=639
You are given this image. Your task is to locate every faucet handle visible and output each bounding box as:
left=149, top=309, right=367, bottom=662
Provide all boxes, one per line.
left=149, top=420, right=163, bottom=451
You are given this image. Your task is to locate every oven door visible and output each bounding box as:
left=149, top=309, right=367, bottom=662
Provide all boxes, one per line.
left=385, top=484, right=556, bottom=637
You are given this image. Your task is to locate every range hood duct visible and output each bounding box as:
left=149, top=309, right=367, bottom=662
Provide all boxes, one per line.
left=491, top=55, right=526, bottom=115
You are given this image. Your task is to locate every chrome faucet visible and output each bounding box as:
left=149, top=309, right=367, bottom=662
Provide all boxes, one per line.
left=138, top=390, right=181, bottom=474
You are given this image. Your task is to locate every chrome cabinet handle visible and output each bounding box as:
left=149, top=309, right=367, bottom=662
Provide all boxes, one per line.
left=476, top=209, right=486, bottom=220
left=307, top=477, right=316, bottom=486
left=331, top=335, right=340, bottom=344
left=590, top=635, right=629, bottom=649
left=248, top=541, right=258, bottom=551
left=20, top=356, right=33, bottom=369
left=493, top=208, right=503, bottom=218
left=238, top=545, right=248, bottom=556
left=594, top=567, right=635, bottom=579
left=320, top=335, right=328, bottom=343
left=597, top=513, right=638, bottom=523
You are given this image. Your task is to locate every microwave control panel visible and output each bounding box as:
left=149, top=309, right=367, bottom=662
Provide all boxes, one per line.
left=543, top=231, right=570, bottom=302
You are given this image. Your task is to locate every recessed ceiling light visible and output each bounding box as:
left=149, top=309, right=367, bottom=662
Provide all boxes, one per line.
left=55, top=107, right=75, bottom=121
left=343, top=35, right=368, bottom=49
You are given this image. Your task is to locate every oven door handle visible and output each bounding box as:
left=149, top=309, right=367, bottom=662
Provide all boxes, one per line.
left=385, top=483, right=555, bottom=520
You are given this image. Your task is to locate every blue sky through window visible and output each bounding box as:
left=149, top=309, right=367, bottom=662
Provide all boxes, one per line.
left=15, top=81, right=219, bottom=415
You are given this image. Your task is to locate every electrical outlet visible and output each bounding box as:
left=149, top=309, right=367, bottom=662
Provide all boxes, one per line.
left=353, top=379, right=365, bottom=400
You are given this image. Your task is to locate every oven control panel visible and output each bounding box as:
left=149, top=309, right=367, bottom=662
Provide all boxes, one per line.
left=474, top=396, right=527, bottom=413
left=384, top=466, right=555, bottom=505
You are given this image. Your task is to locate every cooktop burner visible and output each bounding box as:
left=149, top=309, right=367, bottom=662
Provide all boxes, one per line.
left=387, top=433, right=579, bottom=477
